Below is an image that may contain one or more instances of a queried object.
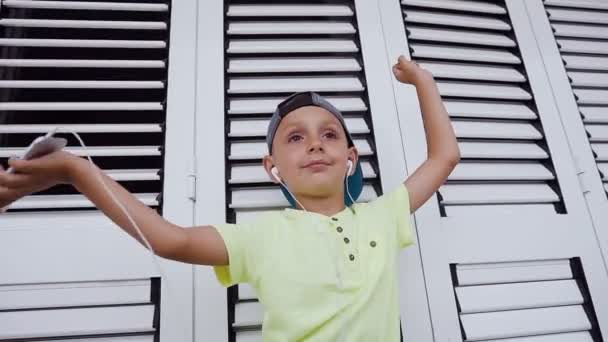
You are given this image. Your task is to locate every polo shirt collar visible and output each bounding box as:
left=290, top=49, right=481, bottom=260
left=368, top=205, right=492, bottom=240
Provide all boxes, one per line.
left=283, top=204, right=356, bottom=221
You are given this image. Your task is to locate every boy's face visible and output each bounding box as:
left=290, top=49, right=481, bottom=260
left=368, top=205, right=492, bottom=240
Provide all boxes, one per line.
left=263, top=106, right=358, bottom=200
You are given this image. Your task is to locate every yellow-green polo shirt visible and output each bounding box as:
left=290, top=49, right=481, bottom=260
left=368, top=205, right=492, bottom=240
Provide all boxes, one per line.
left=214, top=184, right=415, bottom=341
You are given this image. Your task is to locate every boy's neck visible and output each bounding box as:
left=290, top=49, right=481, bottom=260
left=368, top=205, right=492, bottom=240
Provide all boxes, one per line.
left=295, top=192, right=346, bottom=217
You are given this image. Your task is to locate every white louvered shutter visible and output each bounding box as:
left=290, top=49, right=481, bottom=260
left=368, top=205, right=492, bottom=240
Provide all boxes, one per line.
left=0, top=1, right=197, bottom=340
left=523, top=0, right=608, bottom=272
left=226, top=2, right=380, bottom=340
left=378, top=0, right=608, bottom=340
left=189, top=0, right=431, bottom=341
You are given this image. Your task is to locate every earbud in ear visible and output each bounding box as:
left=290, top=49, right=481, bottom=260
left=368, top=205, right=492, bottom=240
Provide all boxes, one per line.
left=271, top=167, right=281, bottom=182
left=347, top=160, right=353, bottom=176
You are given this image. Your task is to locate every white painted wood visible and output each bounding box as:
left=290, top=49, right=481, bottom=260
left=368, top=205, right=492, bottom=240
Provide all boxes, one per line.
left=449, top=162, right=553, bottom=181
left=544, top=0, right=608, bottom=10
left=444, top=100, right=536, bottom=120
left=228, top=39, right=358, bottom=54
left=459, top=141, right=548, bottom=159
left=456, top=260, right=573, bottom=285
left=0, top=59, right=165, bottom=68
left=228, top=76, right=364, bottom=94
left=411, top=43, right=520, bottom=64
left=439, top=183, right=559, bottom=205
left=437, top=81, right=531, bottom=100
left=227, top=4, right=352, bottom=17
left=482, top=332, right=593, bottom=342
left=461, top=306, right=591, bottom=340
left=562, top=55, right=608, bottom=71
left=556, top=38, right=608, bottom=54
left=229, top=96, right=367, bottom=115
left=546, top=7, right=608, bottom=24
left=234, top=302, right=264, bottom=328
left=3, top=1, right=168, bottom=12
left=407, top=26, right=515, bottom=46
left=452, top=120, right=542, bottom=140
left=552, top=23, right=608, bottom=39
left=404, top=10, right=511, bottom=31
left=228, top=57, right=361, bottom=73
left=0, top=18, right=167, bottom=30
left=568, top=72, right=608, bottom=87
left=0, top=38, right=166, bottom=48
left=445, top=204, right=558, bottom=217
left=402, top=0, right=506, bottom=14
left=420, top=61, right=526, bottom=82
left=0, top=305, right=155, bottom=339
left=228, top=22, right=356, bottom=35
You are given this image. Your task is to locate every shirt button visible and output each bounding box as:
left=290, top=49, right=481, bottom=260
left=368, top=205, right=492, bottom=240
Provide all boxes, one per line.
left=331, top=217, right=338, bottom=221
left=349, top=254, right=355, bottom=261
left=336, top=227, right=343, bottom=233
left=344, top=237, right=350, bottom=244
left=370, top=241, right=377, bottom=248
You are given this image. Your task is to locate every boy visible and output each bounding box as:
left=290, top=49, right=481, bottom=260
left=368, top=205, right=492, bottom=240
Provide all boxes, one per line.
left=0, top=56, right=460, bottom=341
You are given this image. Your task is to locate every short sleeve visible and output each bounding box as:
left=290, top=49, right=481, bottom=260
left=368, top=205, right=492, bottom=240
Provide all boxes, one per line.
left=370, top=184, right=415, bottom=249
left=213, top=221, right=259, bottom=287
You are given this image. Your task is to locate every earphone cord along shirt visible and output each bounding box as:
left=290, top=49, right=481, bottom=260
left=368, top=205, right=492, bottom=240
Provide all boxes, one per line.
left=213, top=185, right=415, bottom=342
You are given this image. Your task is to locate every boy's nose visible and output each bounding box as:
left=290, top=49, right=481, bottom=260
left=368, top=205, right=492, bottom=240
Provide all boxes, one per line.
left=307, top=139, right=324, bottom=153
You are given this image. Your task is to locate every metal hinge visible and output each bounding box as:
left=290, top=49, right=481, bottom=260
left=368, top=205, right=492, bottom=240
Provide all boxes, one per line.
left=574, top=159, right=591, bottom=195
left=187, top=174, right=196, bottom=202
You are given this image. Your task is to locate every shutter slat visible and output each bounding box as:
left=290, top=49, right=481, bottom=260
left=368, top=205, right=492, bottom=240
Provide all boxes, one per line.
left=586, top=125, right=608, bottom=142
left=404, top=10, right=510, bottom=31
left=568, top=71, right=608, bottom=87
left=229, top=96, right=366, bottom=115
left=229, top=117, right=369, bottom=137
left=444, top=100, right=536, bottom=120
left=234, top=302, right=263, bottom=329
left=0, top=59, right=165, bottom=68
left=230, top=185, right=377, bottom=209
left=552, top=23, right=608, bottom=39
left=449, top=162, right=553, bottom=181
left=229, top=139, right=372, bottom=160
left=460, top=306, right=591, bottom=341
left=411, top=43, right=521, bottom=64
left=0, top=38, right=166, bottom=48
left=0, top=19, right=166, bottom=30
left=227, top=4, right=353, bottom=17
left=592, top=143, right=608, bottom=161
left=557, top=39, right=608, bottom=55
left=452, top=121, right=542, bottom=140
left=595, top=162, right=608, bottom=180
left=563, top=55, right=608, bottom=71
left=7, top=194, right=158, bottom=209
left=0, top=280, right=151, bottom=310
left=546, top=8, right=608, bottom=25
left=439, top=183, right=559, bottom=205
left=456, top=260, right=573, bottom=286
left=3, top=0, right=169, bottom=12
left=0, top=305, right=155, bottom=340
left=228, top=76, right=364, bottom=94
left=581, top=106, right=608, bottom=123
left=0, top=146, right=161, bottom=158
left=456, top=280, right=583, bottom=314
left=238, top=284, right=257, bottom=301
left=421, top=61, right=526, bottom=82
left=574, top=89, right=608, bottom=105
left=544, top=0, right=608, bottom=10
left=407, top=26, right=516, bottom=47
left=228, top=22, right=356, bottom=35
left=401, top=0, right=506, bottom=14
left=438, top=81, right=531, bottom=100
left=445, top=204, right=558, bottom=217
left=228, top=39, right=358, bottom=54
left=0, top=80, right=164, bottom=89
left=228, top=57, right=361, bottom=73
left=0, top=102, right=163, bottom=111
left=459, top=142, right=548, bottom=159
left=0, top=124, right=160, bottom=134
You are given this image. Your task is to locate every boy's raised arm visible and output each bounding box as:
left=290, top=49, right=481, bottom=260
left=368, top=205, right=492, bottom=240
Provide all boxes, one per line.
left=392, top=56, right=461, bottom=213
left=69, top=157, right=228, bottom=265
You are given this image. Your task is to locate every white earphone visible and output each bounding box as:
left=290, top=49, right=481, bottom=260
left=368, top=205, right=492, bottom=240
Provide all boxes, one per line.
left=271, top=166, right=281, bottom=182
left=347, top=159, right=353, bottom=176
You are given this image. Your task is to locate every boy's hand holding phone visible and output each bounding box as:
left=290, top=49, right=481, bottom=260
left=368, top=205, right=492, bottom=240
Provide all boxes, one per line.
left=0, top=150, right=80, bottom=210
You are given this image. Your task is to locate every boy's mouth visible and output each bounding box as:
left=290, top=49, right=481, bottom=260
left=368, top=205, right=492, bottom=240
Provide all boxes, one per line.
left=303, top=159, right=330, bottom=169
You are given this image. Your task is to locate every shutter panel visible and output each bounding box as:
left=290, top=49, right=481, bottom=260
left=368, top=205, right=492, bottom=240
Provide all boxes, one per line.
left=0, top=279, right=159, bottom=341
left=223, top=1, right=383, bottom=339
left=523, top=0, right=608, bottom=286
left=0, top=1, right=198, bottom=340
left=0, top=0, right=170, bottom=212
left=378, top=0, right=608, bottom=340
left=453, top=259, right=601, bottom=341
left=402, top=0, right=565, bottom=216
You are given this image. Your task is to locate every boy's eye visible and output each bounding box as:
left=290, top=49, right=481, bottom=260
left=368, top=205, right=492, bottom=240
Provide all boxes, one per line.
left=288, top=134, right=302, bottom=143
left=324, top=131, right=337, bottom=139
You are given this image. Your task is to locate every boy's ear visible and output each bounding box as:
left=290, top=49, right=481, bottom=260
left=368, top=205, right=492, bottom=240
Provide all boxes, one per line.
left=347, top=146, right=359, bottom=174
left=262, top=155, right=280, bottom=184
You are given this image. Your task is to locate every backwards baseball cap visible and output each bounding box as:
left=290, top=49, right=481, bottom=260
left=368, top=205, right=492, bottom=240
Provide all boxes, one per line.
left=266, top=91, right=363, bottom=207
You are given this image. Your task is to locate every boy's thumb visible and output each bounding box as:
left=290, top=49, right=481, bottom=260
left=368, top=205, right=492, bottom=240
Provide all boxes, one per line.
left=8, top=158, right=30, bottom=172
